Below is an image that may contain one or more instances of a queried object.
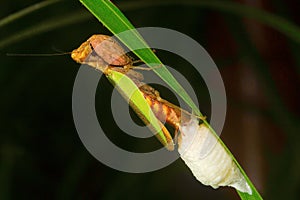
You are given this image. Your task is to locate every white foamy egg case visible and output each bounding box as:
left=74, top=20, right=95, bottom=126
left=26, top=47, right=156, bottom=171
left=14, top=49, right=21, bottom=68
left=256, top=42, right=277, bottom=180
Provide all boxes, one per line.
left=178, top=118, right=252, bottom=195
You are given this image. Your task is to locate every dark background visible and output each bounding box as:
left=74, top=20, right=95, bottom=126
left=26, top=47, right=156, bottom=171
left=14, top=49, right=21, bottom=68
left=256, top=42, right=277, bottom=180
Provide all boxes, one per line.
left=1, top=0, right=299, bottom=199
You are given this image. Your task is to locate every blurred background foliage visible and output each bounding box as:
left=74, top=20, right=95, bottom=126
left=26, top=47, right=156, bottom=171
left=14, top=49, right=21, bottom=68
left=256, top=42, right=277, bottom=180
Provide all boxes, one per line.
left=0, top=0, right=299, bottom=199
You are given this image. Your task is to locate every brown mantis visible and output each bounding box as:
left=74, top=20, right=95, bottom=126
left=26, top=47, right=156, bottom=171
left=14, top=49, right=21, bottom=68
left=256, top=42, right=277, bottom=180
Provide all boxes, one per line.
left=71, top=34, right=193, bottom=151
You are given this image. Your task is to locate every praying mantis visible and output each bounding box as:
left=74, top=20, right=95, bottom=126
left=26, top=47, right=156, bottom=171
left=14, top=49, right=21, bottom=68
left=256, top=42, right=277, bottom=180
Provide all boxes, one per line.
left=71, top=34, right=252, bottom=194
left=71, top=34, right=192, bottom=151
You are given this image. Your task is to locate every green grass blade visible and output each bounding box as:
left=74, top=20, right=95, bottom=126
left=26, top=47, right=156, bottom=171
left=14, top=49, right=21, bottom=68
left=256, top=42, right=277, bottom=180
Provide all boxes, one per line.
left=79, top=0, right=201, bottom=116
